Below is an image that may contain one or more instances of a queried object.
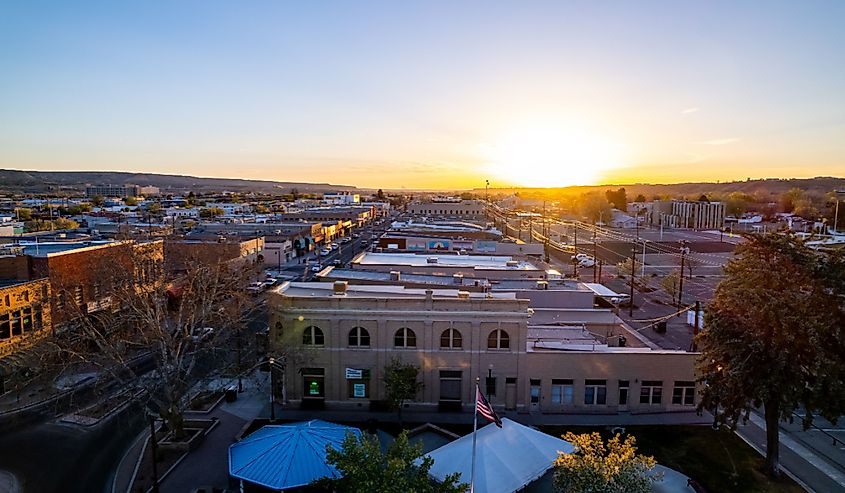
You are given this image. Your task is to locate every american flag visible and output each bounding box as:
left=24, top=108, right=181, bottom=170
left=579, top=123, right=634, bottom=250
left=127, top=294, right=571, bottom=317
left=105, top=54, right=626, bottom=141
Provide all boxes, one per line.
left=476, top=385, right=502, bottom=428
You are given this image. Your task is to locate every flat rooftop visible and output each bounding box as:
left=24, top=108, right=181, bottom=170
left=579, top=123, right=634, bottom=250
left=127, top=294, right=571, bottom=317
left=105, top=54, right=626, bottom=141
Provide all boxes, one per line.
left=274, top=281, right=518, bottom=300
left=8, top=240, right=115, bottom=257
left=352, top=252, right=541, bottom=271
left=316, top=267, right=492, bottom=288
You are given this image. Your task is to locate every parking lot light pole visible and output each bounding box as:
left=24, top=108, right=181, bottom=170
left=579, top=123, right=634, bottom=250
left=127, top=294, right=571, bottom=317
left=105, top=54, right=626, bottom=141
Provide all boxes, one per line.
left=678, top=240, right=690, bottom=311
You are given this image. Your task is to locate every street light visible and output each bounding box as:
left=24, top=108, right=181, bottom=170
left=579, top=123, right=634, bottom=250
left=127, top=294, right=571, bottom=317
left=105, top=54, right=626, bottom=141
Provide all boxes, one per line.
left=677, top=240, right=690, bottom=311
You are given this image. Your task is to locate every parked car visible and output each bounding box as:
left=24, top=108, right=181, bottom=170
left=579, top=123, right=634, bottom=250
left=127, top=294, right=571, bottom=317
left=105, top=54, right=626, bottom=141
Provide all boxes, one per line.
left=320, top=248, right=331, bottom=256
left=330, top=242, right=339, bottom=250
left=331, top=259, right=343, bottom=266
left=246, top=281, right=265, bottom=293
left=311, top=264, right=323, bottom=272
left=341, top=237, right=352, bottom=244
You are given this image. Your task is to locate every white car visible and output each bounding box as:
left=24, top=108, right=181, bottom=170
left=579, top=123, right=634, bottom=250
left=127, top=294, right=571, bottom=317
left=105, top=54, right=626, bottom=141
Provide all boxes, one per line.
left=320, top=248, right=331, bottom=256
left=246, top=281, right=265, bottom=293
left=330, top=242, right=339, bottom=250
left=311, top=264, right=323, bottom=272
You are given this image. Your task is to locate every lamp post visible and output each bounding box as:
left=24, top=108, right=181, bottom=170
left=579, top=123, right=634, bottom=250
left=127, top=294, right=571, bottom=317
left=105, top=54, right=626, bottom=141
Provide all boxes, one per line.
left=269, top=357, right=276, bottom=421
left=834, top=190, right=845, bottom=234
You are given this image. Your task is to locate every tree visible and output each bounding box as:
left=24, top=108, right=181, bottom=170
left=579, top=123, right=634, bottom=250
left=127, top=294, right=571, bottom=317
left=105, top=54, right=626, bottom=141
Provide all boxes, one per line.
left=697, top=194, right=710, bottom=203
left=554, top=432, right=661, bottom=493
left=91, top=195, right=105, bottom=207
left=51, top=245, right=259, bottom=438
left=634, top=194, right=647, bottom=203
left=383, top=357, right=423, bottom=424
left=661, top=270, right=681, bottom=303
left=185, top=191, right=197, bottom=207
left=696, top=233, right=845, bottom=477
left=199, top=207, right=224, bottom=218
left=316, top=431, right=467, bottom=493
left=253, top=204, right=270, bottom=214
left=684, top=255, right=701, bottom=279
left=579, top=192, right=612, bottom=223
left=124, top=196, right=139, bottom=206
left=605, top=188, right=627, bottom=210
left=14, top=207, right=33, bottom=220
left=377, top=189, right=386, bottom=200
left=616, top=256, right=642, bottom=283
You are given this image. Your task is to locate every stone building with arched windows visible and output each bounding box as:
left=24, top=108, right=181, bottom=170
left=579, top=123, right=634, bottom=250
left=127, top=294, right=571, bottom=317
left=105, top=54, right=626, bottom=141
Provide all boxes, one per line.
left=268, top=280, right=698, bottom=416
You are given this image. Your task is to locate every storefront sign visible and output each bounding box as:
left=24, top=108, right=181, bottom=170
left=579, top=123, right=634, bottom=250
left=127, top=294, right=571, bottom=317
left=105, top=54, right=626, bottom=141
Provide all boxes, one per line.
left=345, top=368, right=362, bottom=379
left=353, top=383, right=366, bottom=398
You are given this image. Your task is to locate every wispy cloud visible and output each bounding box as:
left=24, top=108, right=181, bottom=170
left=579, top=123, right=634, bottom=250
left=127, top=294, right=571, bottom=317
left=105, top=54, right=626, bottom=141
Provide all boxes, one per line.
left=697, top=137, right=741, bottom=146
left=681, top=107, right=700, bottom=114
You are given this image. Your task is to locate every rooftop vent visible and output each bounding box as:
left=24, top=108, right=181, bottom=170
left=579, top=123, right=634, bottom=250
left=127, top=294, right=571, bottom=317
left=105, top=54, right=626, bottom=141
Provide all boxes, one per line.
left=426, top=257, right=438, bottom=264
left=506, top=260, right=519, bottom=267
left=389, top=271, right=401, bottom=281
left=452, top=273, right=464, bottom=284
left=457, top=290, right=470, bottom=300
left=333, top=281, right=348, bottom=295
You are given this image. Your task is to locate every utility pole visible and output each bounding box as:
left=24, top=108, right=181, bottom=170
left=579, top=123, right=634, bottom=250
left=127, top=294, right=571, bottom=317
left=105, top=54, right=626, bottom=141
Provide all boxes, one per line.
left=629, top=243, right=636, bottom=317
left=149, top=415, right=160, bottom=493
left=678, top=240, right=690, bottom=311
left=592, top=221, right=598, bottom=283
left=485, top=179, right=490, bottom=221
left=573, top=225, right=579, bottom=278
left=641, top=239, right=647, bottom=279
left=691, top=300, right=701, bottom=352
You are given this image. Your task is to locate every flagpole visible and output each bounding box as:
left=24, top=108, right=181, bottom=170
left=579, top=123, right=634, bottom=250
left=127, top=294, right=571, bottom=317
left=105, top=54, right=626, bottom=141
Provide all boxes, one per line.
left=470, top=377, right=479, bottom=493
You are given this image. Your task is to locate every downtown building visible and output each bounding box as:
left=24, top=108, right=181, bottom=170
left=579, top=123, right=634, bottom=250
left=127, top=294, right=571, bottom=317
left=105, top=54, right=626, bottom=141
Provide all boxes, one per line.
left=649, top=200, right=726, bottom=230
left=268, top=279, right=698, bottom=416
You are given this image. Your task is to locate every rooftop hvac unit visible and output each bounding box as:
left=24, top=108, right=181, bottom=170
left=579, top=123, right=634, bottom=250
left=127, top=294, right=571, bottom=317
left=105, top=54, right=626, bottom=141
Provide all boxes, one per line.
left=506, top=260, right=519, bottom=267
left=333, top=281, right=348, bottom=295
left=389, top=271, right=401, bottom=281
left=452, top=273, right=464, bottom=284
left=426, top=257, right=438, bottom=264
left=536, top=281, right=549, bottom=290
left=457, top=290, right=470, bottom=299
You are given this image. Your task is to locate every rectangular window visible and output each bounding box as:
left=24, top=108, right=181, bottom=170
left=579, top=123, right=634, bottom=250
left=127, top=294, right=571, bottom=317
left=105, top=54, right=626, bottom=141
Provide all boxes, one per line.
left=672, top=381, right=696, bottom=406
left=10, top=310, right=22, bottom=336
left=22, top=307, right=33, bottom=332
left=302, top=368, right=325, bottom=399
left=530, top=379, right=541, bottom=404
left=585, top=379, right=607, bottom=405
left=619, top=380, right=629, bottom=406
left=439, top=370, right=462, bottom=402
left=0, top=313, right=9, bottom=339
left=551, top=379, right=574, bottom=405
left=347, top=379, right=369, bottom=399
left=73, top=286, right=83, bottom=306
left=485, top=376, right=497, bottom=397
left=640, top=380, right=663, bottom=405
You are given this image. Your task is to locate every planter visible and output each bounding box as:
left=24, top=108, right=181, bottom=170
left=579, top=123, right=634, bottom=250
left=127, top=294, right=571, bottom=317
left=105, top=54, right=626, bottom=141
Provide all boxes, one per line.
left=159, top=418, right=217, bottom=452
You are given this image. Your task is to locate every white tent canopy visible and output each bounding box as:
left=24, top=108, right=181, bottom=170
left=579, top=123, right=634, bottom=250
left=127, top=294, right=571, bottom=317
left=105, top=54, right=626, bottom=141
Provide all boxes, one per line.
left=426, top=418, right=574, bottom=493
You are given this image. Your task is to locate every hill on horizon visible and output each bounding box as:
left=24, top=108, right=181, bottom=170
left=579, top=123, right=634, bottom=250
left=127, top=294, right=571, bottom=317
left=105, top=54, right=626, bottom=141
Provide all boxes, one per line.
left=473, top=176, right=845, bottom=199
left=0, top=169, right=362, bottom=194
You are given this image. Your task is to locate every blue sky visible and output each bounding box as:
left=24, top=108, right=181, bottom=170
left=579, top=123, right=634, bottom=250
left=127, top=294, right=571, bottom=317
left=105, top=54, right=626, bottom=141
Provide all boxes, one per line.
left=1, top=1, right=843, bottom=188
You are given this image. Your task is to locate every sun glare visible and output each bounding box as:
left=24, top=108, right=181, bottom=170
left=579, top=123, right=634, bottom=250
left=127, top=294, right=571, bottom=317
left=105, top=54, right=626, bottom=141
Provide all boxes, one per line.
left=482, top=125, right=626, bottom=187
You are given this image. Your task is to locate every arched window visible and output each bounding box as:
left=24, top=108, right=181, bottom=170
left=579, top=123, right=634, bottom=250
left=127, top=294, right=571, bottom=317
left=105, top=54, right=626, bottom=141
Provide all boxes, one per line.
left=348, top=326, right=370, bottom=347
left=303, top=326, right=324, bottom=346
left=440, top=328, right=462, bottom=349
left=488, top=329, right=510, bottom=350
left=394, top=328, right=417, bottom=348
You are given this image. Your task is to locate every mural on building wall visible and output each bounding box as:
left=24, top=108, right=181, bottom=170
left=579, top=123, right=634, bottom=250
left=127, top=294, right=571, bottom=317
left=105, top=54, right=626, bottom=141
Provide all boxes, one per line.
left=428, top=240, right=450, bottom=250
left=451, top=240, right=473, bottom=251
left=476, top=241, right=497, bottom=253
left=406, top=239, right=427, bottom=251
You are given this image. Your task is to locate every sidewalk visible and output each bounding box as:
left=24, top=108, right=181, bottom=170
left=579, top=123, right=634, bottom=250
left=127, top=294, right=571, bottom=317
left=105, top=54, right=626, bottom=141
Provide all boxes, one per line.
left=735, top=410, right=845, bottom=493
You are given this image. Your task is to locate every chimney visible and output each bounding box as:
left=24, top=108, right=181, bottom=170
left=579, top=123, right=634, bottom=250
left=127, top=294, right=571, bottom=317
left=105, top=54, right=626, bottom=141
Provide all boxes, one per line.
left=452, top=273, right=464, bottom=284
left=333, top=281, right=348, bottom=295
left=389, top=271, right=401, bottom=281
left=457, top=290, right=470, bottom=300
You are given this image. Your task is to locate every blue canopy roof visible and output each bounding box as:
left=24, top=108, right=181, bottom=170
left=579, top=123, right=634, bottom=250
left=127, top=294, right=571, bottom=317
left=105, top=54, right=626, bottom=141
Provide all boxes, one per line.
left=229, top=419, right=361, bottom=491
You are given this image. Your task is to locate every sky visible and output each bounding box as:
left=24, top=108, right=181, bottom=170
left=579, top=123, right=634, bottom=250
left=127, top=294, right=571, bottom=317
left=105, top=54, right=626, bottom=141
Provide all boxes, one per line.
left=1, top=1, right=843, bottom=190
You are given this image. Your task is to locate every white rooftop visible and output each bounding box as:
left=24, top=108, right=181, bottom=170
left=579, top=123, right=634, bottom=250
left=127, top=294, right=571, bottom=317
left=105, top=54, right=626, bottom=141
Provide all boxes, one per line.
left=274, top=282, right=518, bottom=300
left=353, top=252, right=540, bottom=271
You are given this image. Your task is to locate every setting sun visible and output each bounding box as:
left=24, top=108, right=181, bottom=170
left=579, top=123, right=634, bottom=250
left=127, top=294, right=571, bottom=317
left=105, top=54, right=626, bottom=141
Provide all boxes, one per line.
left=481, top=125, right=626, bottom=187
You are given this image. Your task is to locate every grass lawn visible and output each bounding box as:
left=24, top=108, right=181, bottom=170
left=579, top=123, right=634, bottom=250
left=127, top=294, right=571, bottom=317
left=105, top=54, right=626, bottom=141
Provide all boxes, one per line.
left=541, top=425, right=804, bottom=493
